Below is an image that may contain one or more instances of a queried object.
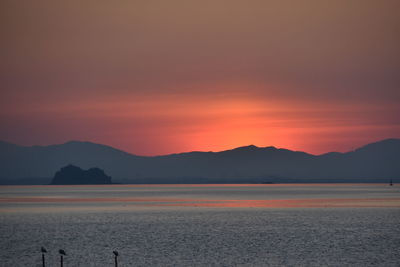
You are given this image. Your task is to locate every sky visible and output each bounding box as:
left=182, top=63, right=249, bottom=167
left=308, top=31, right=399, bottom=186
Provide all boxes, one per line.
left=1, top=0, right=399, bottom=156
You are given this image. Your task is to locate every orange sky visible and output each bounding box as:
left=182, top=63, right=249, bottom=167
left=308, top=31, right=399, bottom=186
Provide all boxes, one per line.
left=1, top=1, right=399, bottom=155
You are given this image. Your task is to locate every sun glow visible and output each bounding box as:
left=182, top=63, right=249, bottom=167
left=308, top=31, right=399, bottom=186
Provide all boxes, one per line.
left=4, top=85, right=399, bottom=155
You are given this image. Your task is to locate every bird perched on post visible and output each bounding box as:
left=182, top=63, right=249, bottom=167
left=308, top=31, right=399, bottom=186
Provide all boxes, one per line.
left=41, top=247, right=47, bottom=267
left=59, top=249, right=66, bottom=267
left=113, top=250, right=119, bottom=267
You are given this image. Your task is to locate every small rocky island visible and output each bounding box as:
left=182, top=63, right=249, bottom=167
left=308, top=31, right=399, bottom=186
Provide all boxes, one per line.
left=50, top=164, right=112, bottom=185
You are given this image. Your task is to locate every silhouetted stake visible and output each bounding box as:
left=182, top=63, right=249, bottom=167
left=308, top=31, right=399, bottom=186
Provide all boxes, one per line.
left=390, top=179, right=393, bottom=186
left=59, top=249, right=66, bottom=267
left=113, top=250, right=119, bottom=267
left=41, top=247, right=47, bottom=267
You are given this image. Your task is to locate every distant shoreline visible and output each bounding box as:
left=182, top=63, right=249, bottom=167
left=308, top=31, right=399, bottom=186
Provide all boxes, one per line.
left=0, top=181, right=397, bottom=187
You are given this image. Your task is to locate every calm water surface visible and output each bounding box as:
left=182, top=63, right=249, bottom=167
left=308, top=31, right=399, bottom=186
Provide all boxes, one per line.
left=0, top=184, right=399, bottom=266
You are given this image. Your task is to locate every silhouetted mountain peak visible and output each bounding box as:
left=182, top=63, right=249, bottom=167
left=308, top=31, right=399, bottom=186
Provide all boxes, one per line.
left=47, top=140, right=139, bottom=157
left=232, top=144, right=259, bottom=151
left=354, top=138, right=400, bottom=153
left=60, top=140, right=106, bottom=148
left=63, top=140, right=90, bottom=145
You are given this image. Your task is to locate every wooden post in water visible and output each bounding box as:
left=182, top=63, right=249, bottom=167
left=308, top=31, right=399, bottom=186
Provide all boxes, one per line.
left=113, top=251, right=119, bottom=267
left=41, top=247, right=47, bottom=267
left=59, top=249, right=66, bottom=267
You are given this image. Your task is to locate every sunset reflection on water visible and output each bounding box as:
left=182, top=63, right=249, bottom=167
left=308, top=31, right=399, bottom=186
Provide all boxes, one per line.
left=1, top=184, right=399, bottom=212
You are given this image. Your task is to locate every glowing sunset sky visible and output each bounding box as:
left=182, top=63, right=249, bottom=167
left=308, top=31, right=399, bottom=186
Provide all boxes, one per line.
left=1, top=0, right=399, bottom=155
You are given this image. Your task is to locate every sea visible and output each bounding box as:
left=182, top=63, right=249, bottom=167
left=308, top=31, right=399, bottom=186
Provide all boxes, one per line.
left=0, top=184, right=399, bottom=267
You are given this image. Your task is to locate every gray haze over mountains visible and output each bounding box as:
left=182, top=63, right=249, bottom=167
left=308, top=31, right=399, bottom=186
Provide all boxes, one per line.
left=0, top=139, right=399, bottom=184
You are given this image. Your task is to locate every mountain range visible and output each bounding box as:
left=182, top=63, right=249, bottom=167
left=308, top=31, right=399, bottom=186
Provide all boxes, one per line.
left=0, top=139, right=399, bottom=184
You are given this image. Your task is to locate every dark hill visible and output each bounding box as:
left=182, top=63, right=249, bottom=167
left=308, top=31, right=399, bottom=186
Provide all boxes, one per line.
left=51, top=164, right=112, bottom=185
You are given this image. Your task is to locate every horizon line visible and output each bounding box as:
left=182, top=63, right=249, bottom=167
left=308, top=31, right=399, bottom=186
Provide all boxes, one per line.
left=1, top=137, right=399, bottom=158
